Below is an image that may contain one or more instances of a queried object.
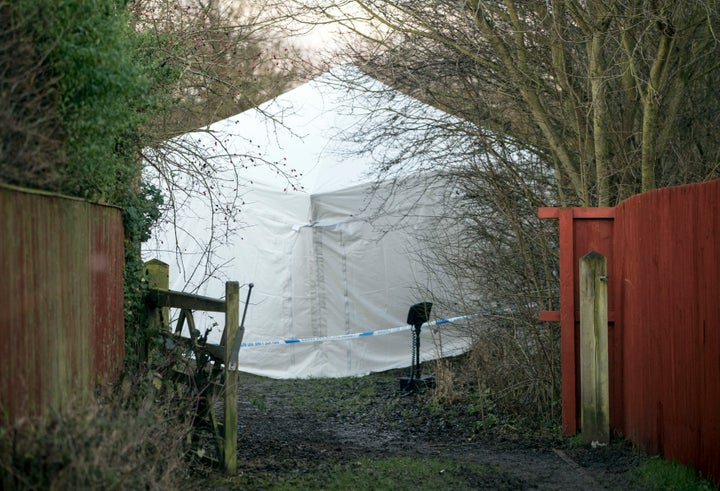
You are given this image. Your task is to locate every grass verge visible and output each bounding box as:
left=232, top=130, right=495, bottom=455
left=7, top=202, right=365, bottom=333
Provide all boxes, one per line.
left=629, top=456, right=717, bottom=490
left=214, top=454, right=523, bottom=490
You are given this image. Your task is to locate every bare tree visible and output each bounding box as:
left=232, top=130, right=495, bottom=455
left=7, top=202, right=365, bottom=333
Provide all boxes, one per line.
left=131, top=0, right=301, bottom=140
left=132, top=0, right=306, bottom=287
left=269, top=0, right=720, bottom=426
left=288, top=0, right=720, bottom=206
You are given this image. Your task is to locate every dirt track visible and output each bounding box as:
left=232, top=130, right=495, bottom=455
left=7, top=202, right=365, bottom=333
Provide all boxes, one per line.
left=221, top=370, right=643, bottom=490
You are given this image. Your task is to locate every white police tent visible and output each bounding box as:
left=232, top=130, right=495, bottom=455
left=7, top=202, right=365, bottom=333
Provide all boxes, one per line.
left=143, top=64, right=472, bottom=378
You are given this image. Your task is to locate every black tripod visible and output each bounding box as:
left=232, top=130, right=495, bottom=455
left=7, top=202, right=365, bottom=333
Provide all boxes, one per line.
left=400, top=302, right=435, bottom=392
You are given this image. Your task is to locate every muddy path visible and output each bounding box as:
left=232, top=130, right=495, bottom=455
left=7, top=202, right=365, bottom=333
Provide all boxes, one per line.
left=227, top=371, right=642, bottom=490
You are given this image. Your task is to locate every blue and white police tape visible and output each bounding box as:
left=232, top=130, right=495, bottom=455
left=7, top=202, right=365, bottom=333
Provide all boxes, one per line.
left=240, top=314, right=477, bottom=348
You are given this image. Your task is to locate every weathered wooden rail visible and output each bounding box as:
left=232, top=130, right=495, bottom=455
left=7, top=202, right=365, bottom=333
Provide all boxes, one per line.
left=145, top=260, right=247, bottom=475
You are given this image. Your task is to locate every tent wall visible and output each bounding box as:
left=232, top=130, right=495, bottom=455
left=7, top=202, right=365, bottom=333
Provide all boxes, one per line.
left=144, top=66, right=472, bottom=378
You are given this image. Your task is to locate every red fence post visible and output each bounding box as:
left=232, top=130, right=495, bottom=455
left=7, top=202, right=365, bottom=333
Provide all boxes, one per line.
left=538, top=207, right=579, bottom=434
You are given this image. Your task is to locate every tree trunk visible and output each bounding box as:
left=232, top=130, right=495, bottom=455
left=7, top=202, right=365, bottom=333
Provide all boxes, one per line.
left=589, top=23, right=610, bottom=206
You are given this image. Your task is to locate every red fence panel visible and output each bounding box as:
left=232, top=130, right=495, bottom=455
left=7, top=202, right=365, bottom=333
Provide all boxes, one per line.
left=540, top=179, right=720, bottom=483
left=616, top=181, right=720, bottom=481
left=0, top=184, right=125, bottom=423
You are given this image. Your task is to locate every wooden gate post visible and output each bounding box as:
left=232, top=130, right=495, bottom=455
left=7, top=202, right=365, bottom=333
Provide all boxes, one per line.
left=579, top=251, right=610, bottom=444
left=143, top=259, right=169, bottom=362
left=223, top=281, right=240, bottom=474
left=144, top=259, right=169, bottom=326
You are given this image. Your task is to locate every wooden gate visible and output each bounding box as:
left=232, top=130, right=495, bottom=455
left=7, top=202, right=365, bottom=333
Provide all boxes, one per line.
left=145, top=260, right=245, bottom=475
left=537, top=207, right=619, bottom=435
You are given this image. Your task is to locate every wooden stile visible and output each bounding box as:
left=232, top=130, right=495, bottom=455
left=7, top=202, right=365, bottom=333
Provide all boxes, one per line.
left=144, top=262, right=243, bottom=475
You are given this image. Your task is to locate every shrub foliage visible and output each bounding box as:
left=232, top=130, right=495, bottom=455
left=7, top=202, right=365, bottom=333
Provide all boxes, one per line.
left=1, top=0, right=166, bottom=366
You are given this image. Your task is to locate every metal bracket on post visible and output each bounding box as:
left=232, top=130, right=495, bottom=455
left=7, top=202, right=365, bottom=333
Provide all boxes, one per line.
left=227, top=328, right=244, bottom=372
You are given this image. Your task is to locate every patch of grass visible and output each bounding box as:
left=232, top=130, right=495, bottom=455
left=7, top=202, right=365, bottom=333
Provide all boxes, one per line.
left=564, top=433, right=586, bottom=449
left=629, top=456, right=716, bottom=491
left=221, top=455, right=523, bottom=490
left=244, top=366, right=560, bottom=444
left=281, top=372, right=400, bottom=417
left=428, top=353, right=562, bottom=440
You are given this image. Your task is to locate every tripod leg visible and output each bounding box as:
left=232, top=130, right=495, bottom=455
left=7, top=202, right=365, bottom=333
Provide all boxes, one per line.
left=414, top=327, right=421, bottom=379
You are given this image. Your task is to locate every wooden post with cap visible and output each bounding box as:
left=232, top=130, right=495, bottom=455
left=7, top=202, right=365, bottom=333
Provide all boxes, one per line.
left=579, top=251, right=610, bottom=444
left=223, top=281, right=240, bottom=474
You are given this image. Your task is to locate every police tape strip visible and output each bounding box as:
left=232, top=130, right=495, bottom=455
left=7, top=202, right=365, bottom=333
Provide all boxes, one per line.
left=239, top=314, right=477, bottom=348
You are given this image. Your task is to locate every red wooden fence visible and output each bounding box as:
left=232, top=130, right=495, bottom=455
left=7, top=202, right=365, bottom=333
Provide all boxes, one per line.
left=537, top=207, right=618, bottom=435
left=0, top=184, right=125, bottom=423
left=540, top=179, right=720, bottom=482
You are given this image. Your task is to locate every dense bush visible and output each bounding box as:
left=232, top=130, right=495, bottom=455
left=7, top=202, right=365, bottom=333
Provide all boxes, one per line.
left=0, top=2, right=63, bottom=188
left=0, top=376, right=194, bottom=490
left=8, top=0, right=150, bottom=202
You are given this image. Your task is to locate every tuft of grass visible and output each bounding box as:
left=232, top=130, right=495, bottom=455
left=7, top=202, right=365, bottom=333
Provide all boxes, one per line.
left=429, top=349, right=562, bottom=439
left=565, top=433, right=586, bottom=449
left=432, top=358, right=459, bottom=404
left=629, top=456, right=717, bottom=490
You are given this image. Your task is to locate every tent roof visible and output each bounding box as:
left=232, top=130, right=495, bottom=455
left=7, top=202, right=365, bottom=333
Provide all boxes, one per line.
left=173, top=63, right=453, bottom=196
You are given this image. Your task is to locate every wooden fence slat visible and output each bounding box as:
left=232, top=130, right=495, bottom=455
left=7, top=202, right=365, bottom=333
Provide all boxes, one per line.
left=538, top=207, right=615, bottom=219
left=1, top=185, right=124, bottom=423
left=579, top=251, right=610, bottom=444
